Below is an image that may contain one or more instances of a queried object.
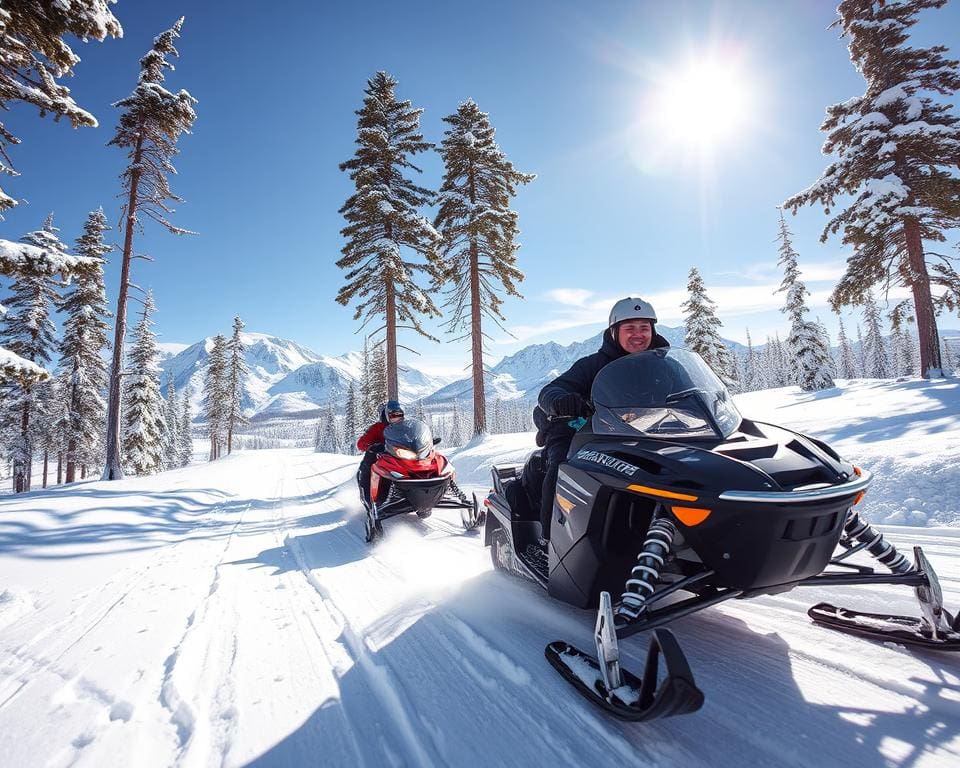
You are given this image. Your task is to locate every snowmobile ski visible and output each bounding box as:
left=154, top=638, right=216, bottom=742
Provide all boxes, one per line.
left=808, top=602, right=960, bottom=650
left=545, top=628, right=704, bottom=721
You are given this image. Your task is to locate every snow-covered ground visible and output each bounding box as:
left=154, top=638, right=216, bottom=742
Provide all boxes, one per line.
left=1, top=379, right=959, bottom=766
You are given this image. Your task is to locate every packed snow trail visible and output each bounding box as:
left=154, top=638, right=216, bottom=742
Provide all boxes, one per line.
left=0, top=448, right=958, bottom=767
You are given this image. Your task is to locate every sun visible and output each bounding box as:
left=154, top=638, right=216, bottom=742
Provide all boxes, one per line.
left=649, top=56, right=754, bottom=152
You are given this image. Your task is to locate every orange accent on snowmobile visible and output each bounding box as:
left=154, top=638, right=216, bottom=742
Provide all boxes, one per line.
left=671, top=506, right=712, bottom=526
left=627, top=484, right=699, bottom=502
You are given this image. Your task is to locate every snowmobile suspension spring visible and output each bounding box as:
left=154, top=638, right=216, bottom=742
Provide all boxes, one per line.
left=450, top=480, right=469, bottom=505
left=843, top=509, right=912, bottom=574
left=617, top=516, right=678, bottom=620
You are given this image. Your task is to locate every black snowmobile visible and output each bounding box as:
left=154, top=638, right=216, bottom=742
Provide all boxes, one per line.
left=483, top=348, right=959, bottom=722
left=362, top=419, right=484, bottom=543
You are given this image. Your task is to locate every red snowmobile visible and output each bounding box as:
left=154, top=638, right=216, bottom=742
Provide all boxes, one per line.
left=362, top=418, right=484, bottom=542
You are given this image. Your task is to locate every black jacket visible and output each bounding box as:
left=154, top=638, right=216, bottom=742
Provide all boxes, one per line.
left=534, top=329, right=670, bottom=446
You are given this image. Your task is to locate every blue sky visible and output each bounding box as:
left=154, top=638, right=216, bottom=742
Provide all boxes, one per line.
left=2, top=0, right=959, bottom=374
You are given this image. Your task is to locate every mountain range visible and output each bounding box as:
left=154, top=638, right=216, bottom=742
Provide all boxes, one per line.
left=161, top=324, right=957, bottom=421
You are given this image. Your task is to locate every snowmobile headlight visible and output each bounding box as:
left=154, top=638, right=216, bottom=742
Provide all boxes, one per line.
left=393, top=447, right=418, bottom=460
left=390, top=471, right=404, bottom=479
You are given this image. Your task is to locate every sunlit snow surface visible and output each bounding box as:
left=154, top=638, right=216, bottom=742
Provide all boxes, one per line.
left=0, top=379, right=958, bottom=766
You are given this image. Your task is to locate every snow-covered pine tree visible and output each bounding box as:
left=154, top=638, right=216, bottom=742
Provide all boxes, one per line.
left=59, top=209, right=112, bottom=482
left=337, top=71, right=442, bottom=400
left=367, top=340, right=387, bottom=418
left=434, top=100, right=535, bottom=437
left=345, top=381, right=359, bottom=450
left=681, top=267, right=738, bottom=386
left=203, top=334, right=228, bottom=461
left=413, top=398, right=426, bottom=425
left=743, top=328, right=761, bottom=392
left=855, top=324, right=868, bottom=379
left=784, top=0, right=960, bottom=378
left=448, top=400, right=464, bottom=447
left=30, top=377, right=60, bottom=488
left=890, top=317, right=918, bottom=377
left=862, top=292, right=891, bottom=378
left=162, top=376, right=180, bottom=470
left=178, top=389, right=192, bottom=467
left=225, top=316, right=248, bottom=454
left=122, top=290, right=165, bottom=475
left=0, top=218, right=66, bottom=491
left=0, top=2, right=122, bottom=212
left=775, top=210, right=835, bottom=391
left=835, top=313, right=858, bottom=379
left=103, top=18, right=197, bottom=481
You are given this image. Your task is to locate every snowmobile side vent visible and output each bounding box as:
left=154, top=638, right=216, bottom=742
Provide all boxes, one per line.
left=782, top=510, right=843, bottom=541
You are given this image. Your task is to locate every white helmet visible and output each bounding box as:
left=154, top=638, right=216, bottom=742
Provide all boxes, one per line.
left=608, top=297, right=657, bottom=328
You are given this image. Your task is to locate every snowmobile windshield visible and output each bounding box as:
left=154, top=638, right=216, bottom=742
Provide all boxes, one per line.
left=384, top=419, right=435, bottom=460
left=590, top=348, right=741, bottom=440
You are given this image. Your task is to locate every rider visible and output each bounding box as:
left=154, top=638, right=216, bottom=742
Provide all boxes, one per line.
left=534, top=298, right=669, bottom=542
left=356, top=400, right=405, bottom=505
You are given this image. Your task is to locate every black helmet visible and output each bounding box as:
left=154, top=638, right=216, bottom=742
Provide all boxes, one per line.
left=380, top=400, right=404, bottom=422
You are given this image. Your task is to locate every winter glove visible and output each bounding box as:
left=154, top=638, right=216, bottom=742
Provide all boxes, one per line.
left=551, top=392, right=588, bottom=418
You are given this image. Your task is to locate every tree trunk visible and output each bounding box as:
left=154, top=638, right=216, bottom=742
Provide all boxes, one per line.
left=467, top=164, right=485, bottom=437
left=57, top=451, right=63, bottom=485
left=17, top=396, right=31, bottom=493
left=65, top=438, right=76, bottom=483
left=385, top=277, right=398, bottom=401
left=103, top=134, right=145, bottom=480
left=903, top=218, right=942, bottom=377
left=469, top=239, right=485, bottom=436
left=42, top=449, right=48, bottom=488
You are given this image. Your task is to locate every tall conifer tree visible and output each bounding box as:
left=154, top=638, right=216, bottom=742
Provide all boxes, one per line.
left=681, top=267, right=738, bottom=386
left=784, top=0, right=960, bottom=377
left=337, top=71, right=442, bottom=400
left=225, top=316, right=248, bottom=454
left=862, top=291, right=891, bottom=378
left=203, top=334, right=228, bottom=460
left=434, top=100, right=534, bottom=437
left=103, top=18, right=197, bottom=480
left=775, top=211, right=835, bottom=391
left=122, top=290, right=164, bottom=475
left=59, top=209, right=112, bottom=482
left=0, top=217, right=66, bottom=491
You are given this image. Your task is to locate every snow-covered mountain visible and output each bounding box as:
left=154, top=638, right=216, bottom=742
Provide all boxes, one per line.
left=158, top=332, right=456, bottom=420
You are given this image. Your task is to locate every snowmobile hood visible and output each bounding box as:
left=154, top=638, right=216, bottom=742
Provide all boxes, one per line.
left=590, top=348, right=741, bottom=441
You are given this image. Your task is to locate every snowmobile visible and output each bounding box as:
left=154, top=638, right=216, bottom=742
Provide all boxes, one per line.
left=362, top=418, right=484, bottom=542
left=483, top=348, right=959, bottom=722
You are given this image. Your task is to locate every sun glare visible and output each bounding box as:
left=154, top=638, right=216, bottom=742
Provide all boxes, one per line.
left=649, top=56, right=754, bottom=152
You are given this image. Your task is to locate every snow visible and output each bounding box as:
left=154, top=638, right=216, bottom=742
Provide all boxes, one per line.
left=1, top=380, right=959, bottom=766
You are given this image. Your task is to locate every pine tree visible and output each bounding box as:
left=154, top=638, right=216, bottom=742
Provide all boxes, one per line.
left=345, top=380, right=360, bottom=450
left=835, top=313, right=858, bottom=379
left=681, top=267, right=737, bottom=385
left=434, top=100, right=535, bottom=437
left=337, top=71, right=442, bottom=400
left=0, top=2, right=122, bottom=212
left=856, top=324, right=868, bottom=378
left=162, top=376, right=180, bottom=469
left=178, top=389, right=193, bottom=467
left=122, top=291, right=164, bottom=475
left=59, top=209, right=112, bottom=482
left=0, top=218, right=65, bottom=491
left=784, top=0, right=960, bottom=377
left=774, top=211, right=835, bottom=391
left=862, top=292, right=891, bottom=378
left=743, top=328, right=760, bottom=391
left=31, top=378, right=60, bottom=488
left=203, top=334, right=228, bottom=460
left=225, top=316, right=248, bottom=454
left=414, top=398, right=426, bottom=424
left=367, top=340, right=387, bottom=418
left=448, top=401, right=464, bottom=447
left=103, top=18, right=197, bottom=481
